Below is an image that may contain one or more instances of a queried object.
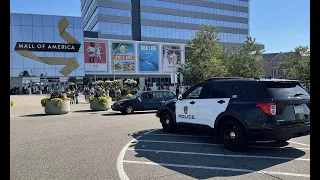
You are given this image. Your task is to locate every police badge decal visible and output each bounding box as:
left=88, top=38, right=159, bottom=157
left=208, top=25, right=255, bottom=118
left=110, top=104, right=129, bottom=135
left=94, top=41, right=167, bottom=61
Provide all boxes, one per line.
left=184, top=106, right=188, bottom=114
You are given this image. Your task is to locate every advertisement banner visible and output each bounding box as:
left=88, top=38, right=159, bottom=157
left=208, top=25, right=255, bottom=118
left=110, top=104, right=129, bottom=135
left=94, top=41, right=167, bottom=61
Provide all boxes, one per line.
left=162, top=45, right=181, bottom=73
left=84, top=41, right=107, bottom=71
left=112, top=43, right=135, bottom=72
left=139, top=44, right=159, bottom=71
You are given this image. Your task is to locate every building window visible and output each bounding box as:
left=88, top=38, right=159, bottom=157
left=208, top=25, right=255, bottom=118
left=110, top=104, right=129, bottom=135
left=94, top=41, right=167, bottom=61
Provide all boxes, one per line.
left=141, top=12, right=248, bottom=29
left=140, top=0, right=248, bottom=18
left=141, top=25, right=247, bottom=43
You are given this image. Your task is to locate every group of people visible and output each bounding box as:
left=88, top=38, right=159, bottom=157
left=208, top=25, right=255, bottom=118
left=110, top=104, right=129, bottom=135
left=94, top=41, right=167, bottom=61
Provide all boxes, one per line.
left=10, top=85, right=50, bottom=95
left=65, top=88, right=80, bottom=104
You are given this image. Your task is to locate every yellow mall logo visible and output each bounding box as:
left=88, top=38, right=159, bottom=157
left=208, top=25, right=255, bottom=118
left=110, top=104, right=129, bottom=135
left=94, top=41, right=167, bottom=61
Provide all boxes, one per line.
left=14, top=17, right=81, bottom=76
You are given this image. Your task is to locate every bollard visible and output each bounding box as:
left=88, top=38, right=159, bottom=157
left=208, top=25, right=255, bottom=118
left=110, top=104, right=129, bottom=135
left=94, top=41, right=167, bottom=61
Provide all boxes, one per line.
left=40, top=90, right=42, bottom=95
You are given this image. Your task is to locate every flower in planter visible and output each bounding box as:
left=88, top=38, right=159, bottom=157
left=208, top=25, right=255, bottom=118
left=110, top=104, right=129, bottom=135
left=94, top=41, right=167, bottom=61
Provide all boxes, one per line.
left=115, top=94, right=122, bottom=101
left=126, top=93, right=133, bottom=99
left=10, top=100, right=14, bottom=107
left=41, top=91, right=71, bottom=107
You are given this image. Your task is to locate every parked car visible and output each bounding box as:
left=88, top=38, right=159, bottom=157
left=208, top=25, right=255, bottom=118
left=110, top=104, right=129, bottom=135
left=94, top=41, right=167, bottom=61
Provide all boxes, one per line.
left=112, top=90, right=176, bottom=114
left=156, top=78, right=310, bottom=152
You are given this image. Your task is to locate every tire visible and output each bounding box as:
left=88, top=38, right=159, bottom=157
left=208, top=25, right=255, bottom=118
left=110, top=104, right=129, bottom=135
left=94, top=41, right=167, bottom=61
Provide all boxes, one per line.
left=221, top=120, right=248, bottom=152
left=124, top=105, right=134, bottom=114
left=161, top=111, right=176, bottom=132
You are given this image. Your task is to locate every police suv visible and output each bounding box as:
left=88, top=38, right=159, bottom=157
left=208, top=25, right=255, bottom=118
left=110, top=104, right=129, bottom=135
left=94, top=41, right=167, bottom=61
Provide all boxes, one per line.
left=156, top=78, right=310, bottom=152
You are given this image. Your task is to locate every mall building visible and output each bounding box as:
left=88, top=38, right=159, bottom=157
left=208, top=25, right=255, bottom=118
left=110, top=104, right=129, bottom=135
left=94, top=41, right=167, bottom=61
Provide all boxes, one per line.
left=10, top=0, right=250, bottom=89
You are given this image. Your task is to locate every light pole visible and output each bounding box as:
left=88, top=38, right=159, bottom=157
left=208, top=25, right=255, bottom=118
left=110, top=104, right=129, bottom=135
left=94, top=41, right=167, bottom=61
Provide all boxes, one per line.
left=113, top=61, right=115, bottom=81
left=163, top=48, right=184, bottom=88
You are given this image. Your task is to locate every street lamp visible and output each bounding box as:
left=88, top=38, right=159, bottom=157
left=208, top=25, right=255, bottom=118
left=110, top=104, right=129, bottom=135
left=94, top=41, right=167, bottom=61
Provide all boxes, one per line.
left=163, top=47, right=184, bottom=87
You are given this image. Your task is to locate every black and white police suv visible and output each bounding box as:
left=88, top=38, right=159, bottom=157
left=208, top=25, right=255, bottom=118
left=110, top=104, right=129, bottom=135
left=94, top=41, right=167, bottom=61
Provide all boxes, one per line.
left=156, top=78, right=310, bottom=152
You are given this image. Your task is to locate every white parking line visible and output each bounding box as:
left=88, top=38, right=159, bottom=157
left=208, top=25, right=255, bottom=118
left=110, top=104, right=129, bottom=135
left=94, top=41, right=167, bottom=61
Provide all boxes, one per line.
left=123, top=160, right=310, bottom=178
left=127, top=148, right=310, bottom=161
left=136, top=140, right=310, bottom=151
left=288, top=141, right=310, bottom=147
left=250, top=145, right=310, bottom=151
left=116, top=129, right=157, bottom=180
left=146, top=133, right=214, bottom=138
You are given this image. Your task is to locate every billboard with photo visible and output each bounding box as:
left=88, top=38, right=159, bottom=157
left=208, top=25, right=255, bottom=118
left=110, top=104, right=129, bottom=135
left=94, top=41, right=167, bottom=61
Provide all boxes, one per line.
left=112, top=42, right=135, bottom=72
left=162, top=45, right=181, bottom=73
left=84, top=41, right=107, bottom=71
left=139, top=44, right=159, bottom=72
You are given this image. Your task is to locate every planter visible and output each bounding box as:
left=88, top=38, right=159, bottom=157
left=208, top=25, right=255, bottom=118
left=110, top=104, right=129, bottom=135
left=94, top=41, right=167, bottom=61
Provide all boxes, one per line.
left=106, top=97, right=112, bottom=109
left=45, top=99, right=70, bottom=115
left=90, top=98, right=108, bottom=111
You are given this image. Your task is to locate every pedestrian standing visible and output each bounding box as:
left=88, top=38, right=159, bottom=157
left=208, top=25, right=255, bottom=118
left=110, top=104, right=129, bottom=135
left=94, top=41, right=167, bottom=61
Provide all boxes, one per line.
left=75, top=89, right=79, bottom=104
left=176, top=85, right=180, bottom=99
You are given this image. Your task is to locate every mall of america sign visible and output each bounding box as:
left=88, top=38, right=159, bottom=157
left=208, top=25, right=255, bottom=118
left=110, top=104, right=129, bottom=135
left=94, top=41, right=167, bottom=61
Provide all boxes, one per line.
left=14, top=17, right=81, bottom=76
left=15, top=42, right=80, bottom=52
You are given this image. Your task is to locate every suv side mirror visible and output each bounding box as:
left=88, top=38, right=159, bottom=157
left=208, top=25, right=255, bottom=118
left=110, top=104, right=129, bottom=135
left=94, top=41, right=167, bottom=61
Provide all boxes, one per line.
left=137, top=97, right=142, bottom=102
left=178, top=94, right=182, bottom=100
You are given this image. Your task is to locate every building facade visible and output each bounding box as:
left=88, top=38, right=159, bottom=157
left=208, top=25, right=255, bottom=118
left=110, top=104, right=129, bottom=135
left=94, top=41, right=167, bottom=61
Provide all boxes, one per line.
left=11, top=0, right=251, bottom=89
left=81, top=0, right=249, bottom=45
left=262, top=52, right=290, bottom=79
left=10, top=13, right=85, bottom=88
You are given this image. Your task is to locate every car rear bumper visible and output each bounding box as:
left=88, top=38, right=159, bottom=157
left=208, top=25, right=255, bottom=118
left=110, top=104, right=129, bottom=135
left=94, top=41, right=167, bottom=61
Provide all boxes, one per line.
left=249, top=122, right=310, bottom=141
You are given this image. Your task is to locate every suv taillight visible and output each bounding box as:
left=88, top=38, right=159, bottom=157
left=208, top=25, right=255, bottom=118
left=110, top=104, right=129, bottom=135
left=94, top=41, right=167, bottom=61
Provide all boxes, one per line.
left=256, top=103, right=276, bottom=116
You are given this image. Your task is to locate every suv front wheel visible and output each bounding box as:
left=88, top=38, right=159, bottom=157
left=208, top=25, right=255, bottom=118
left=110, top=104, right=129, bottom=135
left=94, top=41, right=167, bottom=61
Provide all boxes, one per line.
left=221, top=120, right=248, bottom=152
left=161, top=111, right=176, bottom=132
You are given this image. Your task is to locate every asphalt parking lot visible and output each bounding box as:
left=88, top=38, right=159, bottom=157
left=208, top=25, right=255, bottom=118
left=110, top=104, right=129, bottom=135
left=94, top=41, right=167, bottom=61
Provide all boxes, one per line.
left=120, top=129, right=310, bottom=180
left=10, top=95, right=310, bottom=180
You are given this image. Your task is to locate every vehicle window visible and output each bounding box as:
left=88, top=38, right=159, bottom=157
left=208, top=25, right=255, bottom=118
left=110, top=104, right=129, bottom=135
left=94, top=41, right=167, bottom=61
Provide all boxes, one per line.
left=141, top=92, right=152, bottom=99
left=182, top=83, right=204, bottom=99
left=163, top=91, right=175, bottom=98
left=265, top=82, right=309, bottom=98
left=199, top=83, right=227, bottom=98
left=152, top=92, right=163, bottom=99
left=132, top=92, right=142, bottom=99
left=185, top=87, right=203, bottom=99
left=222, top=83, right=266, bottom=99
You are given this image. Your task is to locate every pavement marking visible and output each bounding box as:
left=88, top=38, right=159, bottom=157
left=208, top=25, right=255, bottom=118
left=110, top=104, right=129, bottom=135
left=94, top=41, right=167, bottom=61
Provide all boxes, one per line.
left=288, top=141, right=310, bottom=147
left=146, top=133, right=214, bottom=138
left=136, top=140, right=310, bottom=151
left=116, top=129, right=157, bottom=180
left=127, top=148, right=310, bottom=161
left=123, top=160, right=310, bottom=178
left=250, top=145, right=310, bottom=151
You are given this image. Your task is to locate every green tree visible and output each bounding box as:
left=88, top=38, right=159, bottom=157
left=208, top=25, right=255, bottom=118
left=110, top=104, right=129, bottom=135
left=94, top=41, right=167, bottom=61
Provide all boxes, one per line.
left=222, top=37, right=265, bottom=78
left=178, top=26, right=228, bottom=85
left=279, top=46, right=310, bottom=80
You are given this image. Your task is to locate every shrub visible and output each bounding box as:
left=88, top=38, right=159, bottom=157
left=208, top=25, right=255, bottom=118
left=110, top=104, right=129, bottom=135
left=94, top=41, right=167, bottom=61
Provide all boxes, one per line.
left=41, top=92, right=71, bottom=107
left=88, top=95, right=95, bottom=103
left=98, top=96, right=108, bottom=106
left=126, top=93, right=133, bottom=99
left=51, top=98, right=62, bottom=106
left=41, top=98, right=48, bottom=107
left=10, top=100, right=14, bottom=107
left=115, top=94, right=122, bottom=101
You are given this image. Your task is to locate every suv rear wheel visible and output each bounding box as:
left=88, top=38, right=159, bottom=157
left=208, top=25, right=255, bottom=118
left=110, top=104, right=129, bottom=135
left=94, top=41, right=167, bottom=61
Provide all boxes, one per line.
left=161, top=111, right=176, bottom=132
left=221, top=120, right=248, bottom=152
